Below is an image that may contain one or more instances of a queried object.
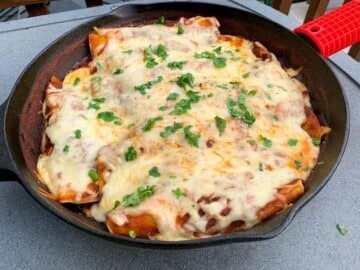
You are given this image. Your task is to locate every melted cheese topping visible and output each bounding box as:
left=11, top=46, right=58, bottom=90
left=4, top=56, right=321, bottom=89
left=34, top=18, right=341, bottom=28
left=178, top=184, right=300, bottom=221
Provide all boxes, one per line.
left=37, top=17, right=321, bottom=240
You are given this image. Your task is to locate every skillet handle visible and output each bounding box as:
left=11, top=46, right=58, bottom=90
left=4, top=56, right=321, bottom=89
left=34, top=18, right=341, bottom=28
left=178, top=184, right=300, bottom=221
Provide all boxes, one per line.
left=0, top=101, right=19, bottom=182
left=294, top=0, right=360, bottom=58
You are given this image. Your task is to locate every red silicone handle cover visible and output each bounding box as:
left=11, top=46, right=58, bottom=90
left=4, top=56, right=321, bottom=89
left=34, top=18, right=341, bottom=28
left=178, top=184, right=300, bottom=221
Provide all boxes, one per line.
left=294, top=0, right=360, bottom=58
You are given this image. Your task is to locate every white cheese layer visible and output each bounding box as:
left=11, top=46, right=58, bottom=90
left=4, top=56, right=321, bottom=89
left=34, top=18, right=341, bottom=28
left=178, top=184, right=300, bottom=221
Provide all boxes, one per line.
left=37, top=17, right=320, bottom=240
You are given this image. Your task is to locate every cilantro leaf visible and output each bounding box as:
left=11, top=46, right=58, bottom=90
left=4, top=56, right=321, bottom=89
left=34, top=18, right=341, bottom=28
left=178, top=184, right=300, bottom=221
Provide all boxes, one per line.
left=97, top=111, right=120, bottom=124
left=173, top=99, right=192, bottom=115
left=259, top=135, right=272, bottom=147
left=88, top=169, right=99, bottom=183
left=73, top=77, right=80, bottom=86
left=122, top=185, right=155, bottom=207
left=167, top=92, right=179, bottom=101
left=149, top=166, right=161, bottom=177
left=288, top=139, right=298, bottom=146
left=215, top=116, right=226, bottom=136
left=153, top=44, right=168, bottom=60
left=176, top=73, right=194, bottom=91
left=312, top=138, right=321, bottom=146
left=177, top=24, right=184, bottom=35
left=124, top=146, right=137, bottom=161
left=184, top=125, right=200, bottom=147
left=74, top=129, right=82, bottom=139
left=134, top=76, right=163, bottom=95
left=160, top=122, right=184, bottom=138
left=167, top=61, right=187, bottom=70
left=172, top=188, right=187, bottom=199
left=142, top=116, right=163, bottom=132
left=129, top=230, right=136, bottom=238
left=336, top=223, right=348, bottom=236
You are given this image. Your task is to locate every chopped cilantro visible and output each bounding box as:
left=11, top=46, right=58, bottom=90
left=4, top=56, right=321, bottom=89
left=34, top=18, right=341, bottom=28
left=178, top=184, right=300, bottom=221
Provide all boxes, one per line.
left=146, top=58, right=158, bottom=68
left=122, top=49, right=133, bottom=54
left=336, top=223, right=348, bottom=236
left=172, top=188, right=187, bottom=199
left=273, top=115, right=279, bottom=121
left=216, top=84, right=228, bottom=90
left=215, top=116, right=226, bottom=136
left=230, top=81, right=241, bottom=87
left=74, top=129, right=81, bottom=139
left=194, top=50, right=227, bottom=68
left=186, top=90, right=201, bottom=103
left=129, top=230, right=137, bottom=238
left=90, top=76, right=102, bottom=83
left=265, top=92, right=272, bottom=100
left=122, top=185, right=155, bottom=207
left=73, top=77, right=80, bottom=86
left=96, top=61, right=103, bottom=69
left=247, top=139, right=256, bottom=145
left=124, top=146, right=137, bottom=161
left=213, top=46, right=222, bottom=54
left=63, top=145, right=70, bottom=153
left=149, top=166, right=161, bottom=177
left=153, top=44, right=168, bottom=60
left=248, top=90, right=257, bottom=96
left=112, top=200, right=121, bottom=210
left=242, top=72, right=251, bottom=78
left=88, top=169, right=99, bottom=183
left=158, top=16, right=165, bottom=25
left=294, top=160, right=302, bottom=169
left=160, top=122, right=183, bottom=138
left=288, top=139, right=298, bottom=146
left=312, top=138, right=321, bottom=146
left=227, top=91, right=256, bottom=127
left=177, top=24, right=184, bottom=35
left=176, top=73, right=194, bottom=91
left=267, top=83, right=273, bottom=88
left=142, top=116, right=163, bottom=132
left=112, top=67, right=123, bottom=75
left=173, top=99, right=192, bottom=115
left=167, top=92, right=179, bottom=101
left=159, top=106, right=168, bottom=111
left=259, top=135, right=272, bottom=147
left=143, top=45, right=158, bottom=68
left=167, top=61, right=187, bottom=70
left=134, top=76, right=163, bottom=95
left=97, top=111, right=121, bottom=125
left=184, top=125, right=200, bottom=147
left=259, top=162, right=264, bottom=171
left=127, top=123, right=136, bottom=128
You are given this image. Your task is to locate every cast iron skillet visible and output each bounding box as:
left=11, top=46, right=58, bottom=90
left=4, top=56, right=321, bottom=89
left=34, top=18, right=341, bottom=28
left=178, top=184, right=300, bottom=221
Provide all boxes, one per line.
left=0, top=2, right=350, bottom=248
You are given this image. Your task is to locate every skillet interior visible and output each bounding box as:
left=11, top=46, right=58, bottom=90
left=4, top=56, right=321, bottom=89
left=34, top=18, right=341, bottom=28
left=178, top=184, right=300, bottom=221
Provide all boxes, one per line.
left=5, top=2, right=348, bottom=248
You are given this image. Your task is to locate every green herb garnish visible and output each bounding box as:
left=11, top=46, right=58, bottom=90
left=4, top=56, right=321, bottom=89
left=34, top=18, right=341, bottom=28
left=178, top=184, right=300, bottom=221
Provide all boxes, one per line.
left=176, top=73, right=194, bottom=91
left=73, top=77, right=80, bottom=86
left=160, top=122, right=184, bottom=138
left=173, top=99, right=192, bottom=115
left=97, top=111, right=121, bottom=125
left=177, top=24, right=184, bottom=35
left=184, top=125, right=200, bottom=147
left=113, top=200, right=121, bottom=210
left=90, top=76, right=102, bottom=83
left=294, top=160, right=302, bottom=169
left=142, top=116, right=163, bottom=132
left=113, top=67, right=123, bottom=75
left=242, top=72, right=251, bottom=79
left=129, top=230, right=137, bottom=238
left=159, top=106, right=168, bottom=111
left=158, top=16, right=165, bottom=25
left=259, top=135, right=272, bottom=147
left=122, top=49, right=133, bottom=54
left=149, top=166, right=161, bottom=177
left=153, top=44, right=168, bottom=60
left=259, top=162, right=264, bottom=171
left=122, top=185, right=155, bottom=207
left=167, top=61, right=187, bottom=70
left=336, top=223, right=348, bottom=236
left=134, top=76, right=163, bottom=95
left=63, top=145, right=70, bottom=153
left=124, top=146, right=137, bottom=161
left=88, top=169, right=99, bottom=183
left=194, top=50, right=227, bottom=68
left=74, top=129, right=82, bottom=139
left=312, top=138, right=321, bottom=146
left=172, top=188, right=187, bottom=199
left=215, top=116, right=226, bottom=136
left=227, top=90, right=256, bottom=127
left=167, top=92, right=179, bottom=101
left=288, top=139, right=298, bottom=146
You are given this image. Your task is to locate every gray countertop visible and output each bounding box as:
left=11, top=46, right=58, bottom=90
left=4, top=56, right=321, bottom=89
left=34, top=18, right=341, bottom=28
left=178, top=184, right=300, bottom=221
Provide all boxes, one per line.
left=0, top=1, right=359, bottom=269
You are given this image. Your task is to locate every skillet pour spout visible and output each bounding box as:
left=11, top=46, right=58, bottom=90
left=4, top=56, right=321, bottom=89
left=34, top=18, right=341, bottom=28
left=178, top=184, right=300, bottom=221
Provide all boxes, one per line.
left=0, top=1, right=349, bottom=248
